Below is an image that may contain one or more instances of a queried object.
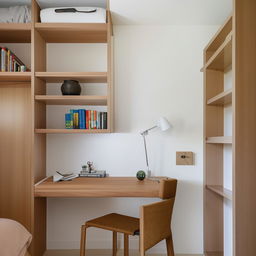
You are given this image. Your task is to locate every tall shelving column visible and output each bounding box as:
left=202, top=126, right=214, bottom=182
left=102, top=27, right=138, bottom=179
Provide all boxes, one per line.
left=202, top=16, right=233, bottom=256
left=30, top=0, right=114, bottom=255
left=203, top=0, right=256, bottom=255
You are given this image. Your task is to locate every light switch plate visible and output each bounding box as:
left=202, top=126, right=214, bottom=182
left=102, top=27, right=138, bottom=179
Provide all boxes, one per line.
left=176, top=152, right=194, bottom=165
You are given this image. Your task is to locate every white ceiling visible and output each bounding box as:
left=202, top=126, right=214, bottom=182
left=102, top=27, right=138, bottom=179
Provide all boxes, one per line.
left=0, top=0, right=232, bottom=25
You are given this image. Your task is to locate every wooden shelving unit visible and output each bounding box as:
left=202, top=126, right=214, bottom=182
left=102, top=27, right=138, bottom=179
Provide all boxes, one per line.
left=0, top=1, right=114, bottom=255
left=203, top=2, right=256, bottom=255
left=207, top=89, right=232, bottom=106
left=0, top=23, right=31, bottom=42
left=35, top=129, right=110, bottom=134
left=206, top=136, right=232, bottom=144
left=206, top=185, right=232, bottom=200
left=35, top=72, right=107, bottom=83
left=35, top=22, right=107, bottom=43
left=0, top=72, right=31, bottom=82
left=35, top=95, right=107, bottom=105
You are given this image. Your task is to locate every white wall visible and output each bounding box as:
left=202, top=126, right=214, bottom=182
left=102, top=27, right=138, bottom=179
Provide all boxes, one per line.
left=46, top=25, right=219, bottom=254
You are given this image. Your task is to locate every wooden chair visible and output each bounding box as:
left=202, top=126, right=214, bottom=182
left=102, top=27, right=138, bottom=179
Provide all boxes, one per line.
left=80, top=178, right=177, bottom=256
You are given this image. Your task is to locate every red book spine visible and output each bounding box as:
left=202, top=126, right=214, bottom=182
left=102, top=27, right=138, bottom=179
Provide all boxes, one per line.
left=86, top=110, right=89, bottom=129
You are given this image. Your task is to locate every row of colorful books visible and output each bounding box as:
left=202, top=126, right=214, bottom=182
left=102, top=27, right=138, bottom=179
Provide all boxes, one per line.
left=0, top=47, right=27, bottom=72
left=65, top=109, right=107, bottom=129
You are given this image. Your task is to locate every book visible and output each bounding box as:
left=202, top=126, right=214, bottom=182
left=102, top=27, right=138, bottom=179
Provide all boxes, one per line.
left=65, top=113, right=72, bottom=129
left=79, top=170, right=107, bottom=178
left=0, top=47, right=27, bottom=72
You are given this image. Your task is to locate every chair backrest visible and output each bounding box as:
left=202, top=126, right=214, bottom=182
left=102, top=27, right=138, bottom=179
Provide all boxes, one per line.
left=140, top=178, right=177, bottom=253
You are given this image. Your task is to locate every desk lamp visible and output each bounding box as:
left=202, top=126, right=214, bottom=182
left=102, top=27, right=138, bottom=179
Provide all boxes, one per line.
left=140, top=117, right=171, bottom=178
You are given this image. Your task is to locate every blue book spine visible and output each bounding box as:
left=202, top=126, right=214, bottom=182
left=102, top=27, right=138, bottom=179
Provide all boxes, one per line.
left=65, top=113, right=72, bottom=129
left=78, top=109, right=83, bottom=129
left=82, top=109, right=86, bottom=129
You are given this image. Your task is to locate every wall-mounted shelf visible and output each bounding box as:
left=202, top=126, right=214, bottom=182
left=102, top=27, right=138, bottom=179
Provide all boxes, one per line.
left=0, top=23, right=31, bottom=43
left=35, top=23, right=108, bottom=43
left=206, top=185, right=232, bottom=200
left=35, top=129, right=110, bottom=134
left=205, top=252, right=223, bottom=256
left=35, top=72, right=107, bottom=83
left=206, top=136, right=232, bottom=144
left=207, top=89, right=232, bottom=106
left=35, top=95, right=107, bottom=105
left=0, top=72, right=31, bottom=82
left=203, top=34, right=232, bottom=71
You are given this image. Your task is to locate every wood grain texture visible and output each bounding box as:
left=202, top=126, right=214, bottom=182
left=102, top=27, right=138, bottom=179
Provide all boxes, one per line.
left=35, top=23, right=107, bottom=43
left=0, top=23, right=31, bottom=43
left=31, top=1, right=47, bottom=255
left=35, top=95, right=107, bottom=105
left=204, top=34, right=232, bottom=71
left=234, top=0, right=256, bottom=255
left=0, top=72, right=31, bottom=82
left=35, top=72, right=107, bottom=83
left=35, top=129, right=110, bottom=134
left=206, top=185, right=232, bottom=200
left=86, top=213, right=139, bottom=235
left=140, top=199, right=174, bottom=251
left=204, top=15, right=232, bottom=60
left=0, top=83, right=32, bottom=230
left=206, top=136, right=232, bottom=144
left=207, top=89, right=232, bottom=106
left=34, top=177, right=164, bottom=198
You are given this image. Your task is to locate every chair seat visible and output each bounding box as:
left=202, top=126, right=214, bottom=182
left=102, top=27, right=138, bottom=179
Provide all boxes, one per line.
left=86, top=213, right=140, bottom=235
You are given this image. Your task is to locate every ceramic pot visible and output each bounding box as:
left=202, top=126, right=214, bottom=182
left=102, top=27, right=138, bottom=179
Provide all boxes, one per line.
left=61, top=80, right=81, bottom=95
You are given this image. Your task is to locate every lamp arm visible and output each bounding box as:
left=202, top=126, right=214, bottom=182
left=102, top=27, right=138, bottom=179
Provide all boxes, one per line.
left=142, top=133, right=150, bottom=177
left=140, top=125, right=158, bottom=136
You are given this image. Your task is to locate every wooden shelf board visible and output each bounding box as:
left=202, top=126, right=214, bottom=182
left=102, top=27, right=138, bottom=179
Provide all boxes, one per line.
left=35, top=23, right=108, bottom=43
left=35, top=129, right=110, bottom=134
left=0, top=72, right=31, bottom=82
left=206, top=185, right=232, bottom=200
left=205, top=252, right=223, bottom=256
left=35, top=72, right=107, bottom=83
left=206, top=136, right=232, bottom=144
left=0, top=23, right=31, bottom=43
left=203, top=34, right=232, bottom=71
left=35, top=95, right=107, bottom=105
left=207, top=89, right=232, bottom=106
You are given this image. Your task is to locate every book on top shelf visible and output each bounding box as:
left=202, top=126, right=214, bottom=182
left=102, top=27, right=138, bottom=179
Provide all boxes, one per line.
left=65, top=109, right=107, bottom=130
left=0, top=47, right=27, bottom=72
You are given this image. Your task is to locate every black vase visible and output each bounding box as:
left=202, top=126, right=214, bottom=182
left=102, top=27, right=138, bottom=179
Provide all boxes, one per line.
left=61, top=80, right=81, bottom=95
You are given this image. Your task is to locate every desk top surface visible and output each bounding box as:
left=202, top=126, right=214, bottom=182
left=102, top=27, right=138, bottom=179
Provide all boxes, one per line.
left=34, top=176, right=164, bottom=198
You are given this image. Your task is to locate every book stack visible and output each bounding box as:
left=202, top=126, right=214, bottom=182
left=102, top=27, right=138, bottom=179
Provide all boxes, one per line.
left=0, top=47, right=27, bottom=72
left=65, top=109, right=107, bottom=129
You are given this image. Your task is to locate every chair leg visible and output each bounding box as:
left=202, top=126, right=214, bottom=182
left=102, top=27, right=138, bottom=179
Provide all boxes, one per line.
left=113, top=231, right=117, bottom=256
left=80, top=225, right=87, bottom=256
left=124, top=234, right=129, bottom=256
left=166, top=235, right=174, bottom=256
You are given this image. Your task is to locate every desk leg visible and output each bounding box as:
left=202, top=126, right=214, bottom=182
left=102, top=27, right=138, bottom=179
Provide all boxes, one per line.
left=113, top=231, right=117, bottom=256
left=124, top=234, right=129, bottom=256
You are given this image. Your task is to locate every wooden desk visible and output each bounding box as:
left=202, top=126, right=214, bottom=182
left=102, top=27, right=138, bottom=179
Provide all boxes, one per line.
left=34, top=177, right=163, bottom=198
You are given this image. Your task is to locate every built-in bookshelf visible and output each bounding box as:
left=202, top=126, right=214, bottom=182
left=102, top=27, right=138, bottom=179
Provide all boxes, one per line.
left=202, top=2, right=256, bottom=255
left=0, top=0, right=113, bottom=255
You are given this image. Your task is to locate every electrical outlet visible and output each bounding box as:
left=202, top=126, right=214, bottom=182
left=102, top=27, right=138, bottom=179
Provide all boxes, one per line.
left=176, top=152, right=194, bottom=165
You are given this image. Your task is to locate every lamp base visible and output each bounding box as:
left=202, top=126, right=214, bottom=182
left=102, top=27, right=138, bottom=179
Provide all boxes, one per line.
left=147, top=170, right=152, bottom=178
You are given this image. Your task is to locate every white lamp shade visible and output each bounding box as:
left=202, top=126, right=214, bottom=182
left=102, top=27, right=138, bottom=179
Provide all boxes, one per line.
left=158, top=117, right=171, bottom=131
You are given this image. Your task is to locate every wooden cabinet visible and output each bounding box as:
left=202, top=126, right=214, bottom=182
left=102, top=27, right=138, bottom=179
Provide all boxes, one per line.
left=202, top=1, right=256, bottom=255
left=0, top=1, right=113, bottom=255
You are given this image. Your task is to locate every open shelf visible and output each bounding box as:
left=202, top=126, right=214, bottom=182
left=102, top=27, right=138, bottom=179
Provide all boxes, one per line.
left=207, top=89, right=232, bottom=106
left=205, top=252, right=223, bottom=256
left=35, top=95, right=107, bottom=105
left=206, top=185, right=232, bottom=200
left=0, top=23, right=31, bottom=43
left=35, top=129, right=110, bottom=134
left=0, top=72, right=31, bottom=82
left=35, top=23, right=108, bottom=43
left=35, top=72, right=107, bottom=83
left=206, top=136, right=232, bottom=144
left=203, top=33, right=232, bottom=71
